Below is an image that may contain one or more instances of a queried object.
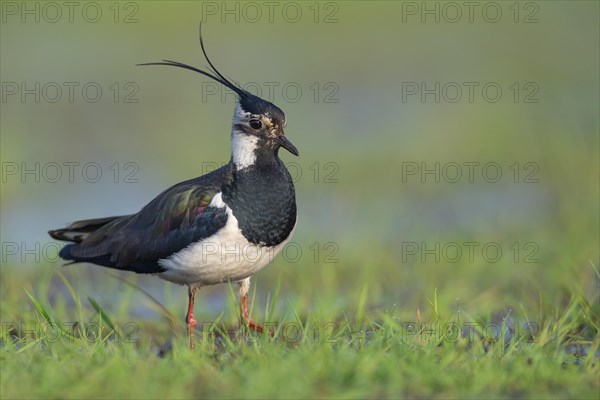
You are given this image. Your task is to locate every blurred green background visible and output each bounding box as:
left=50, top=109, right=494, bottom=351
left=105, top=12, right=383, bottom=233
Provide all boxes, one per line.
left=1, top=1, right=598, bottom=325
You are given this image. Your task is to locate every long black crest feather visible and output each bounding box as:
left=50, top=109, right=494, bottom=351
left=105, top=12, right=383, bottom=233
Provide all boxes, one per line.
left=137, top=24, right=248, bottom=98
left=197, top=24, right=235, bottom=88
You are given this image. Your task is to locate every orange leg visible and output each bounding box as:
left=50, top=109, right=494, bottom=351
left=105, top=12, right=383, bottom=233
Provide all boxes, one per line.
left=186, top=286, right=198, bottom=349
left=238, top=278, right=273, bottom=336
left=240, top=290, right=264, bottom=333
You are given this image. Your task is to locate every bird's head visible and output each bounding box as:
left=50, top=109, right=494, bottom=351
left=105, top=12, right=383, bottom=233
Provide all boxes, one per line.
left=138, top=26, right=298, bottom=169
left=231, top=92, right=298, bottom=166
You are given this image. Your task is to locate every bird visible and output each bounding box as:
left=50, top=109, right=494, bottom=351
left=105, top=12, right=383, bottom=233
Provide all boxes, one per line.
left=48, top=28, right=298, bottom=349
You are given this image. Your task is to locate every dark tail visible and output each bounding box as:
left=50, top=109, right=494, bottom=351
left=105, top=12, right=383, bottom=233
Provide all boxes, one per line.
left=49, top=216, right=128, bottom=264
left=49, top=216, right=125, bottom=243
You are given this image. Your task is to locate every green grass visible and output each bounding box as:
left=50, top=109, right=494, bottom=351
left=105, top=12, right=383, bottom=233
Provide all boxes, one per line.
left=1, top=3, right=598, bottom=398
left=1, top=267, right=598, bottom=399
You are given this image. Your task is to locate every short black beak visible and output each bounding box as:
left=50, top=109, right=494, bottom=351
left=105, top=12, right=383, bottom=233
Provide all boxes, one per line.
left=276, top=135, right=299, bottom=156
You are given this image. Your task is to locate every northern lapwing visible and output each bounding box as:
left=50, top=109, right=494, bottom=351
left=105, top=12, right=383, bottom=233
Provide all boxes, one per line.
left=48, top=29, right=298, bottom=349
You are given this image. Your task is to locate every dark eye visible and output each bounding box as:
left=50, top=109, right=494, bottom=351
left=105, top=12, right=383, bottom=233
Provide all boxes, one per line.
left=249, top=119, right=262, bottom=130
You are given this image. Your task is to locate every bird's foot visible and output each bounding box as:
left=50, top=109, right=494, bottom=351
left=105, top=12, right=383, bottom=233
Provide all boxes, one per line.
left=240, top=294, right=274, bottom=337
left=244, top=316, right=265, bottom=333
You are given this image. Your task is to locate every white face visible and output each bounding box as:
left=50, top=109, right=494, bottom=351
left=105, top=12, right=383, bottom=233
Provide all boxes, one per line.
left=232, top=103, right=283, bottom=137
left=231, top=103, right=286, bottom=170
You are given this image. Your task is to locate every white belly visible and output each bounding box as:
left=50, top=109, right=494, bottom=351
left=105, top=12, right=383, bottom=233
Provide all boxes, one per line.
left=157, top=193, right=295, bottom=286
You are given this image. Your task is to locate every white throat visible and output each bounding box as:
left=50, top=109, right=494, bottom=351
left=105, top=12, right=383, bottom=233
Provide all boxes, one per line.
left=231, top=103, right=258, bottom=170
left=232, top=133, right=258, bottom=170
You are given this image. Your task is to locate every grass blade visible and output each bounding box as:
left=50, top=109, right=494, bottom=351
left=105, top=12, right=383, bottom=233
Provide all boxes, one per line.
left=88, top=296, right=122, bottom=341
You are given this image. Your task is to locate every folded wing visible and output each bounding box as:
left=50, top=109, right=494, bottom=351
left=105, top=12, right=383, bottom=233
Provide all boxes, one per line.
left=49, top=166, right=231, bottom=274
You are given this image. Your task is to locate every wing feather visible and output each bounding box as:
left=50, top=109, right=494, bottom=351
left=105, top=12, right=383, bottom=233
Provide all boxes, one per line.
left=54, top=165, right=233, bottom=273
